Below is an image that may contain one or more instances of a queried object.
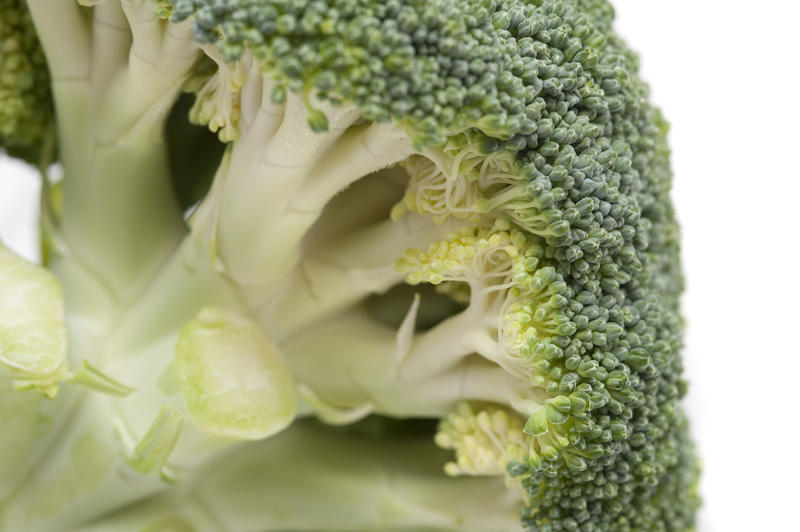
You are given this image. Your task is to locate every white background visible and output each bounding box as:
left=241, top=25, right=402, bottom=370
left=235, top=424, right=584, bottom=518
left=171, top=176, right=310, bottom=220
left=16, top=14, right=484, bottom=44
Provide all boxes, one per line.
left=2, top=2, right=798, bottom=530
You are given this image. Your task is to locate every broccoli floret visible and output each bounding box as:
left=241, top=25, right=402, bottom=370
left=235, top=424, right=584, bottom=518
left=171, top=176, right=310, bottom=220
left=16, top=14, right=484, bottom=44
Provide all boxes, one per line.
left=0, top=1, right=698, bottom=530
left=0, top=0, right=53, bottom=163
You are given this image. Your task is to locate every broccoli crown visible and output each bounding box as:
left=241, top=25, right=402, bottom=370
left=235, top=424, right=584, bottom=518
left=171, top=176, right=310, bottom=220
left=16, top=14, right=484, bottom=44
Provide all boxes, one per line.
left=166, top=0, right=612, bottom=147
left=159, top=0, right=699, bottom=530
left=0, top=0, right=52, bottom=163
left=3, top=0, right=698, bottom=529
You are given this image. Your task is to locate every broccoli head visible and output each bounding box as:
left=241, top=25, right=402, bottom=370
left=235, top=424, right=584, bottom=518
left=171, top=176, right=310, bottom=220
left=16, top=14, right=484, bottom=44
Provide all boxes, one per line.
left=0, top=0, right=699, bottom=530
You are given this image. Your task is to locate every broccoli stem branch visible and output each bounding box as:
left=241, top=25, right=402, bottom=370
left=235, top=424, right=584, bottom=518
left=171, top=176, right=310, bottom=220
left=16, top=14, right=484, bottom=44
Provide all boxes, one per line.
left=281, top=308, right=530, bottom=417
left=398, top=307, right=491, bottom=379
left=191, top=99, right=416, bottom=288
left=91, top=1, right=131, bottom=91
left=261, top=213, right=463, bottom=339
left=26, top=0, right=90, bottom=81
left=33, top=4, right=201, bottom=301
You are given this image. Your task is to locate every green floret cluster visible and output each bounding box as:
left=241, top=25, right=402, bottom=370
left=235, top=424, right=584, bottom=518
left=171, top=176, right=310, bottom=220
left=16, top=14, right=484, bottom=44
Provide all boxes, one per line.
left=158, top=0, right=699, bottom=529
left=167, top=0, right=612, bottom=147
left=0, top=0, right=52, bottom=163
left=0, top=0, right=698, bottom=530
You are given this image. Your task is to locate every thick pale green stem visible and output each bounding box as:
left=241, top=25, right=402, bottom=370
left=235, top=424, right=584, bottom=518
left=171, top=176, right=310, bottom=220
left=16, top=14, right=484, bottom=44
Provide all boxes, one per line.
left=188, top=420, right=522, bottom=531
left=60, top=136, right=186, bottom=301
left=104, top=237, right=243, bottom=354
left=65, top=421, right=522, bottom=532
left=31, top=2, right=201, bottom=299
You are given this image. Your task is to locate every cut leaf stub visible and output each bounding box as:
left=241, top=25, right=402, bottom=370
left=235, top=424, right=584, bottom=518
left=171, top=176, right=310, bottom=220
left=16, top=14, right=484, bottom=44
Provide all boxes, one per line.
left=0, top=241, right=67, bottom=397
left=174, top=307, right=296, bottom=440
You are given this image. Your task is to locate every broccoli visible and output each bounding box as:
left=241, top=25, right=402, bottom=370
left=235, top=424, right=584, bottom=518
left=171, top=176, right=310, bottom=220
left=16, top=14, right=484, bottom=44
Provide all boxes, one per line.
left=0, top=0, right=52, bottom=164
left=0, top=0, right=699, bottom=530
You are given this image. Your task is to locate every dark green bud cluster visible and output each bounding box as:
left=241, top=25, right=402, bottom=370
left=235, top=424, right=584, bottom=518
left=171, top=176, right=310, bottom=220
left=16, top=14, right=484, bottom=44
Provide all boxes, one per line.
left=162, top=0, right=698, bottom=529
left=495, top=4, right=697, bottom=530
left=165, top=0, right=618, bottom=147
left=0, top=0, right=52, bottom=164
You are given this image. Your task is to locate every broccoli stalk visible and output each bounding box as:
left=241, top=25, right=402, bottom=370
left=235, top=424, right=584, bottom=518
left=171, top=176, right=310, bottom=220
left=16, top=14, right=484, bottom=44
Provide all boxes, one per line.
left=67, top=419, right=524, bottom=532
left=27, top=0, right=200, bottom=297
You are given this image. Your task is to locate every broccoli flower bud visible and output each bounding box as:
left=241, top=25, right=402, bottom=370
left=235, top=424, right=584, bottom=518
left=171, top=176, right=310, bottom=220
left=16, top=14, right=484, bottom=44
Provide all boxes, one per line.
left=183, top=45, right=248, bottom=142
left=435, top=403, right=528, bottom=478
left=0, top=0, right=53, bottom=163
